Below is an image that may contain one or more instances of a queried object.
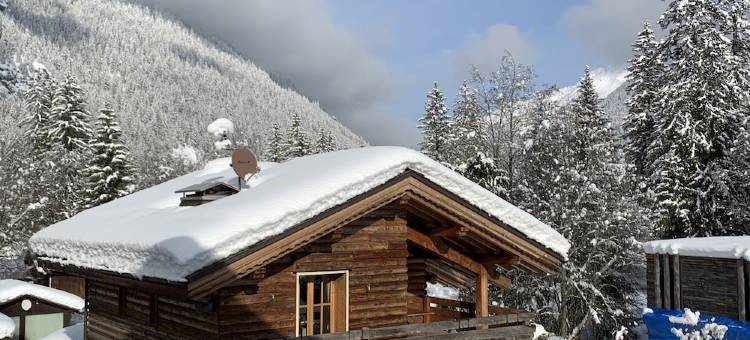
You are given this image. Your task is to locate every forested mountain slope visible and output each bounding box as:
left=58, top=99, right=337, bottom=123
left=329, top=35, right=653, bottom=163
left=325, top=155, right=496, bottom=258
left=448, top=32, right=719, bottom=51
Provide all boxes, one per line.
left=0, top=0, right=365, bottom=178
left=0, top=0, right=366, bottom=277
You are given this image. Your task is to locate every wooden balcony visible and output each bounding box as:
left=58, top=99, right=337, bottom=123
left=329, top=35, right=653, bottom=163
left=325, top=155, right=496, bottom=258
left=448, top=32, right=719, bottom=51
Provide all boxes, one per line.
left=295, top=297, right=535, bottom=340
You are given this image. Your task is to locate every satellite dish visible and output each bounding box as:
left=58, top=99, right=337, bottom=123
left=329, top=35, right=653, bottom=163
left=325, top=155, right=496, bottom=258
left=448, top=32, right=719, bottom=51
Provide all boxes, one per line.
left=231, top=148, right=258, bottom=179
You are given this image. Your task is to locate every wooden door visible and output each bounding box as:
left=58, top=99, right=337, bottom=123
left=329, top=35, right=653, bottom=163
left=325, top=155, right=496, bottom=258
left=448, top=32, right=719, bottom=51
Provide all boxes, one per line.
left=297, top=273, right=347, bottom=336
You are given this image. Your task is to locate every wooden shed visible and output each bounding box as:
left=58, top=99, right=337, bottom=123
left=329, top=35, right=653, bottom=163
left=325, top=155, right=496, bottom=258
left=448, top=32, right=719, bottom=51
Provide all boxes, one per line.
left=0, top=279, right=84, bottom=339
left=643, top=236, right=750, bottom=321
left=29, top=147, right=569, bottom=339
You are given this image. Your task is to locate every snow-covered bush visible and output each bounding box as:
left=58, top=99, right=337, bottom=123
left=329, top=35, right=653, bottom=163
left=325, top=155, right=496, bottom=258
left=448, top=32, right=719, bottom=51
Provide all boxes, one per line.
left=669, top=309, right=728, bottom=340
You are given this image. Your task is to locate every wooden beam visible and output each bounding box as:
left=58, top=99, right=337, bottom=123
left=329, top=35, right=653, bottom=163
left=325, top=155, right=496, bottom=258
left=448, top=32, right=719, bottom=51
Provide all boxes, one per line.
left=475, top=266, right=489, bottom=318
left=488, top=270, right=512, bottom=290
left=654, top=254, right=662, bottom=309
left=409, top=227, right=512, bottom=290
left=481, top=255, right=520, bottom=267
left=662, top=255, right=671, bottom=308
left=406, top=227, right=483, bottom=274
left=430, top=226, right=467, bottom=238
left=672, top=255, right=681, bottom=309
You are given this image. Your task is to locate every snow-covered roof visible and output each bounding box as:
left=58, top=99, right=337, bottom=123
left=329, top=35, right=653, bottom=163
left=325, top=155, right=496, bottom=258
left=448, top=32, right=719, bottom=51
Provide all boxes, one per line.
left=642, top=236, right=750, bottom=260
left=30, top=146, right=570, bottom=282
left=0, top=280, right=84, bottom=312
left=0, top=313, right=14, bottom=339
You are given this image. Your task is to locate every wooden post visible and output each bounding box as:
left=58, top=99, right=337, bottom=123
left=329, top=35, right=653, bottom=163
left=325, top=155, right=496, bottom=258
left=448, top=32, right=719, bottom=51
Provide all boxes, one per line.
left=662, top=255, right=671, bottom=309
left=423, top=296, right=431, bottom=324
left=654, top=254, right=662, bottom=309
left=559, top=263, right=568, bottom=337
left=307, top=280, right=314, bottom=335
left=475, top=267, right=489, bottom=318
left=84, top=278, right=89, bottom=340
left=739, top=259, right=746, bottom=321
left=672, top=255, right=681, bottom=309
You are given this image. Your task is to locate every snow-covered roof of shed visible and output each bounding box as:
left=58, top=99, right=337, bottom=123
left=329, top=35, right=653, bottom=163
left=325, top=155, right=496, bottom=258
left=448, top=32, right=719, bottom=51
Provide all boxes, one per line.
left=642, top=236, right=750, bottom=260
left=0, top=279, right=84, bottom=311
left=30, top=146, right=569, bottom=282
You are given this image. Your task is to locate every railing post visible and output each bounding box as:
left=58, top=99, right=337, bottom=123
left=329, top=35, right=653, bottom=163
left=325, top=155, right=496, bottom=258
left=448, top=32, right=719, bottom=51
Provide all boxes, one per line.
left=423, top=296, right=431, bottom=324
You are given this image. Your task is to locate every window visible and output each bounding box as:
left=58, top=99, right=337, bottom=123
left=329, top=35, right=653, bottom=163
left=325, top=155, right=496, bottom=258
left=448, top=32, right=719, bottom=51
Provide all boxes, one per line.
left=24, top=313, right=63, bottom=340
left=296, top=271, right=348, bottom=336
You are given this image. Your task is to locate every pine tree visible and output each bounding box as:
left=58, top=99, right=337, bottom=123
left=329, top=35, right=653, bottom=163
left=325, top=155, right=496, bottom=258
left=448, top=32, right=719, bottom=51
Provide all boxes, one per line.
left=498, top=72, right=644, bottom=338
left=559, top=69, right=642, bottom=338
left=286, top=113, right=309, bottom=158
left=315, top=129, right=336, bottom=154
left=21, top=70, right=55, bottom=149
left=48, top=75, right=93, bottom=151
left=624, top=22, right=661, bottom=176
left=266, top=123, right=287, bottom=162
left=449, top=81, right=484, bottom=164
left=81, top=104, right=136, bottom=209
left=418, top=82, right=450, bottom=161
left=648, top=0, right=750, bottom=237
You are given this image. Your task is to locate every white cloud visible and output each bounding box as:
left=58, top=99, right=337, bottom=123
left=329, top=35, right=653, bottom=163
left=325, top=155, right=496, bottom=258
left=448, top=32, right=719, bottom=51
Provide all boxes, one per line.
left=562, top=0, right=666, bottom=65
left=137, top=0, right=407, bottom=145
left=452, top=24, right=537, bottom=74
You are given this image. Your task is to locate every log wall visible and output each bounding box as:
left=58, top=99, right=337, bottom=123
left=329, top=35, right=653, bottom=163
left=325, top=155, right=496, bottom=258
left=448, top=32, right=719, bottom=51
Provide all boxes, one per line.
left=647, top=254, right=750, bottom=321
left=86, top=281, right=219, bottom=339
left=216, top=204, right=410, bottom=339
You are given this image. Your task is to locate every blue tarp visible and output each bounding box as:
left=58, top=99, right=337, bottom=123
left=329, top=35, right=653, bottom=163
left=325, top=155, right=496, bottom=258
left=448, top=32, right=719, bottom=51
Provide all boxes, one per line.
left=643, top=308, right=750, bottom=340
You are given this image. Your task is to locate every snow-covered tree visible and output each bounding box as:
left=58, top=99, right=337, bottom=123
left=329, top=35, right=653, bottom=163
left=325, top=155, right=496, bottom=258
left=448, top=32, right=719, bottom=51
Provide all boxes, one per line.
left=207, top=118, right=235, bottom=154
left=555, top=68, right=643, bottom=338
left=286, top=112, right=310, bottom=158
left=496, top=70, right=645, bottom=339
left=266, top=123, right=287, bottom=162
left=315, top=129, right=336, bottom=154
left=48, top=75, right=92, bottom=151
left=624, top=22, right=661, bottom=176
left=448, top=80, right=484, bottom=164
left=21, top=70, right=55, bottom=149
left=80, top=104, right=136, bottom=209
left=418, top=81, right=450, bottom=161
left=647, top=0, right=750, bottom=237
left=469, top=53, right=535, bottom=200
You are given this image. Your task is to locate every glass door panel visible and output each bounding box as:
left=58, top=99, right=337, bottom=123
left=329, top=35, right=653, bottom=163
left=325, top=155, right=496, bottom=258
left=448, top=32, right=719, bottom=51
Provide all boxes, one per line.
left=298, top=273, right=345, bottom=336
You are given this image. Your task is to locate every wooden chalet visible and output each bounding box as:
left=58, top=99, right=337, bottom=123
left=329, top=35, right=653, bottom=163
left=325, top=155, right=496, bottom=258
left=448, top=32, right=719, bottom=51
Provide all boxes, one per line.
left=644, top=237, right=750, bottom=321
left=29, top=147, right=569, bottom=339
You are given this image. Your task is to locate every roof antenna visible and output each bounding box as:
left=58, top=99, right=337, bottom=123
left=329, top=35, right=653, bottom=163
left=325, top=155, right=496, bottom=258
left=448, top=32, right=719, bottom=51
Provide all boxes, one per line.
left=230, top=148, right=258, bottom=190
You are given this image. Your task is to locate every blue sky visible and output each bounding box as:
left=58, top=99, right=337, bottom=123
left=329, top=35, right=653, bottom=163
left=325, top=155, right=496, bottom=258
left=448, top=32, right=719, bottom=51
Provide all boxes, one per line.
left=329, top=0, right=594, bottom=124
left=143, top=0, right=665, bottom=146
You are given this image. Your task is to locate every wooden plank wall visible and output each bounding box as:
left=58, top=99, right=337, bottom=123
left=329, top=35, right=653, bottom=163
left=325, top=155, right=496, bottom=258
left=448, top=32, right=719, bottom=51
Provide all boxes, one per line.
left=216, top=203, right=410, bottom=339
left=647, top=254, right=750, bottom=321
left=51, top=275, right=86, bottom=298
left=86, top=281, right=219, bottom=339
left=680, top=256, right=739, bottom=319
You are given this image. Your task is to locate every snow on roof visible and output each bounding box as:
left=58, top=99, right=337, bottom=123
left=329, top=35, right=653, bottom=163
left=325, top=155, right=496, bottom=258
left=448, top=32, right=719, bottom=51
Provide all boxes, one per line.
left=0, top=280, right=84, bottom=312
left=642, top=236, right=750, bottom=260
left=40, top=323, right=83, bottom=340
left=0, top=313, right=14, bottom=339
left=30, top=146, right=570, bottom=282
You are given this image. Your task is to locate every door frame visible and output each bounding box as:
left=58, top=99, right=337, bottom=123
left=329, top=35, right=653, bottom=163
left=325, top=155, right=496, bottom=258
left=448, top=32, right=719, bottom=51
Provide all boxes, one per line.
left=294, top=270, right=349, bottom=336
